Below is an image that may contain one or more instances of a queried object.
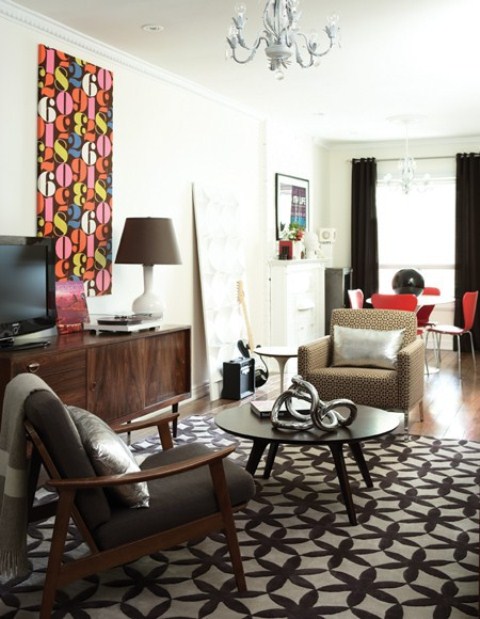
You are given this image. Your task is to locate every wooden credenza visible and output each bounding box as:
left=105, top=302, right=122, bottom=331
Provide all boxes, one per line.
left=0, top=324, right=191, bottom=425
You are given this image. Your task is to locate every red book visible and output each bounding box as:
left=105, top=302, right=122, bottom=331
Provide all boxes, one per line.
left=55, top=281, right=89, bottom=334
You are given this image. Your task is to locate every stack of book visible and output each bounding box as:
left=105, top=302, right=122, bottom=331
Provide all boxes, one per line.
left=250, top=400, right=286, bottom=418
left=250, top=399, right=310, bottom=418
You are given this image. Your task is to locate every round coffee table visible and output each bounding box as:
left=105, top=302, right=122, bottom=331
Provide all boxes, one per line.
left=215, top=404, right=399, bottom=525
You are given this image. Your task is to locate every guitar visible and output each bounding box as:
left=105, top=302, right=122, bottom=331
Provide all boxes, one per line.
left=236, top=281, right=269, bottom=387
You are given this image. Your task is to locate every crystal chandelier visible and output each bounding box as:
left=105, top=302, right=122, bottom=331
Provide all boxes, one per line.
left=226, top=0, right=340, bottom=80
left=384, top=116, right=431, bottom=194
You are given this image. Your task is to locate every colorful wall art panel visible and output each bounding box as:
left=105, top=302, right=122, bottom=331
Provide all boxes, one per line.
left=37, top=44, right=114, bottom=296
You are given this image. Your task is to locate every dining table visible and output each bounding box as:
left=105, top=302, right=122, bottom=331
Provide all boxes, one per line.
left=414, top=294, right=455, bottom=310
left=366, top=293, right=455, bottom=311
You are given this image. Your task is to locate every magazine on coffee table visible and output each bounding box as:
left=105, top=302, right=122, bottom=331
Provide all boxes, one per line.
left=250, top=399, right=310, bottom=418
left=250, top=400, right=277, bottom=417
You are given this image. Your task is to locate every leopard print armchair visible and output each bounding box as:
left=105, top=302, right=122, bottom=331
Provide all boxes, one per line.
left=298, top=308, right=424, bottom=430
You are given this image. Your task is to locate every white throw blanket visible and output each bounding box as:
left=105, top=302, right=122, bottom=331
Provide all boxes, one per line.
left=0, top=373, right=54, bottom=578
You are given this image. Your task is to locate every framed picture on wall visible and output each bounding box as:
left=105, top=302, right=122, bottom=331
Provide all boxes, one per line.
left=275, top=173, right=309, bottom=240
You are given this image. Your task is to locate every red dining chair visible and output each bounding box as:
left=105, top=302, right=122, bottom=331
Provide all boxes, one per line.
left=371, top=295, right=425, bottom=364
left=371, top=292, right=433, bottom=375
left=416, top=287, right=441, bottom=376
left=416, top=286, right=441, bottom=329
left=370, top=293, right=418, bottom=311
left=425, top=290, right=478, bottom=376
left=347, top=289, right=364, bottom=309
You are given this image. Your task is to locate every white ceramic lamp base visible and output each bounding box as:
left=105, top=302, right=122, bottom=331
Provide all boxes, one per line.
left=132, top=265, right=164, bottom=319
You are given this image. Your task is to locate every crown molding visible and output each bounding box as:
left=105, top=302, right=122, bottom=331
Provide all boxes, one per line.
left=324, top=134, right=480, bottom=152
left=0, top=0, right=263, bottom=121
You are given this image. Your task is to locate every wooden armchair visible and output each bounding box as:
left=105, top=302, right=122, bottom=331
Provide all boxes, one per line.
left=298, top=309, right=425, bottom=430
left=20, top=382, right=255, bottom=618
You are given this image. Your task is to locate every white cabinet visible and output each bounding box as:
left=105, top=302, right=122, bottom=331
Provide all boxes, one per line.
left=269, top=260, right=326, bottom=346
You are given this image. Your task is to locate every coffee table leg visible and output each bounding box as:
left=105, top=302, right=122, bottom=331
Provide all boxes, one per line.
left=329, top=443, right=357, bottom=526
left=246, top=439, right=270, bottom=476
left=349, top=442, right=373, bottom=488
left=263, top=442, right=279, bottom=479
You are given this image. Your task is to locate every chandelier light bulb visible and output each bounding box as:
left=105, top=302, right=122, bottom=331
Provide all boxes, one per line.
left=235, top=2, right=247, bottom=16
left=326, top=13, right=339, bottom=30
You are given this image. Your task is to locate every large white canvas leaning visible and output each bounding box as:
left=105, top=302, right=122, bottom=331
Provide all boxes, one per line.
left=192, top=183, right=247, bottom=400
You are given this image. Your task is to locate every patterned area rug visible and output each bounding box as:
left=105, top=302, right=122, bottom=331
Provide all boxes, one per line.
left=1, top=414, right=479, bottom=618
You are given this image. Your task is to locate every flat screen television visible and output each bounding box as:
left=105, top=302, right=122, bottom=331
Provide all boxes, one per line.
left=0, top=235, right=57, bottom=349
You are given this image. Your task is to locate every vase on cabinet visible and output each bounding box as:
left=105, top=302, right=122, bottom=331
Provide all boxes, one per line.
left=292, top=240, right=305, bottom=260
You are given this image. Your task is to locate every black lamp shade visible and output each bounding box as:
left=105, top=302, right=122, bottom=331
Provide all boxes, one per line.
left=115, top=217, right=181, bottom=266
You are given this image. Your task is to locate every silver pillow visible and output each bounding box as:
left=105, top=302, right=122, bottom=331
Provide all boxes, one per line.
left=332, top=325, right=405, bottom=370
left=68, top=406, right=149, bottom=508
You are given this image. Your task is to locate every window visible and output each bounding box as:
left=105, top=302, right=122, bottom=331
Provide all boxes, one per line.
left=376, top=158, right=455, bottom=296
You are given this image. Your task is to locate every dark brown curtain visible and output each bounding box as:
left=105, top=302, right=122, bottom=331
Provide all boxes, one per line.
left=455, top=153, right=480, bottom=350
left=351, top=158, right=378, bottom=300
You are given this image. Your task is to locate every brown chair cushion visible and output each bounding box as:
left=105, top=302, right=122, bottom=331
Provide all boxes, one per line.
left=24, top=390, right=111, bottom=530
left=93, top=443, right=256, bottom=550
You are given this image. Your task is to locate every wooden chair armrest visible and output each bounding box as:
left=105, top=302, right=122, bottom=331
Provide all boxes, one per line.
left=110, top=411, right=179, bottom=450
left=298, top=336, right=332, bottom=374
left=46, top=445, right=236, bottom=492
left=110, top=411, right=178, bottom=433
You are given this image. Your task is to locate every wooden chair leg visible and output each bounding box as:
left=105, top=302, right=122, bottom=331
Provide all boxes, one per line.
left=209, top=460, right=247, bottom=592
left=40, top=489, right=76, bottom=619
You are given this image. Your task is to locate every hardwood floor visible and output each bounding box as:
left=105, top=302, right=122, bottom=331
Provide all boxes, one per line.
left=416, top=349, right=480, bottom=441
left=177, top=348, right=480, bottom=442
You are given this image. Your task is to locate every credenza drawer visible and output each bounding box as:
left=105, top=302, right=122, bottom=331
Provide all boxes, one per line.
left=11, top=349, right=87, bottom=407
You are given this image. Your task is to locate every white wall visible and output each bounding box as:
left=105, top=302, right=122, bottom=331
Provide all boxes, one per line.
left=264, top=120, right=328, bottom=255
left=0, top=10, right=265, bottom=394
left=260, top=121, right=329, bottom=344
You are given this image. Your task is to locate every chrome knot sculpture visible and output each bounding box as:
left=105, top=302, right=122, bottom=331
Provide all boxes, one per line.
left=270, top=375, right=357, bottom=432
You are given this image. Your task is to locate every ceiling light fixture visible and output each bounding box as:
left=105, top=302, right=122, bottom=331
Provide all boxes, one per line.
left=384, top=115, right=431, bottom=195
left=226, top=0, right=339, bottom=80
left=141, top=23, right=164, bottom=33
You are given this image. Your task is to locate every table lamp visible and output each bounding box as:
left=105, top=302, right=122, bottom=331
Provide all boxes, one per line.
left=115, top=217, right=181, bottom=319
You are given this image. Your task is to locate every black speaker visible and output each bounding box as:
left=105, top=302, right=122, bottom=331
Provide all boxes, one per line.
left=222, top=357, right=255, bottom=400
left=325, top=267, right=353, bottom=332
